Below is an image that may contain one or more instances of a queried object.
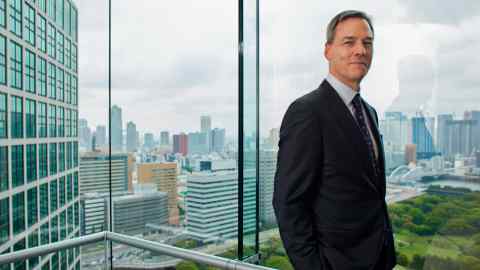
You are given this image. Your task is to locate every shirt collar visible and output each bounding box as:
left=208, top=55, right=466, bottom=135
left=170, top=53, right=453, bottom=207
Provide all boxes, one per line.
left=326, top=73, right=359, bottom=106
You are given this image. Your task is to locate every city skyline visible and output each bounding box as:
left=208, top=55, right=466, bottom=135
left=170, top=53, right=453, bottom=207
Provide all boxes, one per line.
left=77, top=0, right=480, bottom=137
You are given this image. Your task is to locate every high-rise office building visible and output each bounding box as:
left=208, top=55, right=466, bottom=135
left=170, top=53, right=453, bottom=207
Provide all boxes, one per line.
left=210, top=128, right=225, bottom=153
left=0, top=1, right=80, bottom=269
left=108, top=192, right=169, bottom=236
left=79, top=152, right=129, bottom=194
left=201, top=116, right=211, bottom=152
left=259, top=150, right=277, bottom=227
left=173, top=133, right=188, bottom=156
left=111, top=105, right=123, bottom=152
left=143, top=132, right=155, bottom=150
left=445, top=119, right=476, bottom=157
left=127, top=154, right=135, bottom=192
left=160, top=131, right=169, bottom=145
left=436, top=114, right=454, bottom=155
left=95, top=125, right=107, bottom=147
left=380, top=112, right=411, bottom=153
left=464, top=111, right=480, bottom=152
left=79, top=152, right=129, bottom=237
left=411, top=116, right=436, bottom=159
left=188, top=132, right=208, bottom=155
left=126, top=121, right=138, bottom=152
left=137, top=162, right=179, bottom=224
left=79, top=118, right=91, bottom=150
left=200, top=116, right=211, bottom=134
left=186, top=169, right=256, bottom=239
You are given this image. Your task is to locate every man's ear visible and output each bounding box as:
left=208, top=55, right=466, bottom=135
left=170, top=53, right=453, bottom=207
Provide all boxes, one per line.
left=324, top=42, right=331, bottom=61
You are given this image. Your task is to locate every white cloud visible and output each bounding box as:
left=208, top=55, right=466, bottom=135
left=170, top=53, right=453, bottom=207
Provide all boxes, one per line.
left=78, top=0, right=480, bottom=138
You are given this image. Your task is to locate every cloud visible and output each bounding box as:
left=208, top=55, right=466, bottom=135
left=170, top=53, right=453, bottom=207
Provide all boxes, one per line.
left=396, top=0, right=480, bottom=25
left=77, top=0, right=480, bottom=138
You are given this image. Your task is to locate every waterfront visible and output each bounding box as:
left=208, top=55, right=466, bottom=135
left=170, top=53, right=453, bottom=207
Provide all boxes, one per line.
left=423, top=179, right=480, bottom=191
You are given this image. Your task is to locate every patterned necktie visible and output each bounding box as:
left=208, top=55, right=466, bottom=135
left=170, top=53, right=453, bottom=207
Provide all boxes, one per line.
left=352, top=94, right=390, bottom=239
left=351, top=94, right=379, bottom=176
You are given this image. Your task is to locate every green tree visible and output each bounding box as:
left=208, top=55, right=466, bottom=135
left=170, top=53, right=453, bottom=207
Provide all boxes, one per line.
left=176, top=261, right=199, bottom=270
left=264, top=256, right=293, bottom=270
left=410, top=254, right=425, bottom=270
left=396, top=252, right=410, bottom=267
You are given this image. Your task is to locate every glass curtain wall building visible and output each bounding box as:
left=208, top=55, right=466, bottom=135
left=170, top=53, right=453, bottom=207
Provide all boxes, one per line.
left=0, top=0, right=79, bottom=269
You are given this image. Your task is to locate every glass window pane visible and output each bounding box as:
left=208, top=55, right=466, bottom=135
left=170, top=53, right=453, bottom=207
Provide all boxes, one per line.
left=13, top=192, right=25, bottom=235
left=37, top=14, right=46, bottom=53
left=26, top=144, right=37, bottom=182
left=0, top=0, right=6, bottom=28
left=0, top=197, right=9, bottom=245
left=25, top=50, right=36, bottom=94
left=11, top=145, right=24, bottom=187
left=0, top=34, right=6, bottom=85
left=37, top=56, right=47, bottom=96
left=23, top=2, right=35, bottom=46
left=0, top=92, right=6, bottom=137
left=39, top=182, right=49, bottom=219
left=0, top=146, right=7, bottom=191
left=27, top=187, right=38, bottom=227
left=10, top=95, right=23, bottom=138
left=9, top=0, right=22, bottom=37
left=25, top=99, right=36, bottom=138
left=9, top=41, right=23, bottom=90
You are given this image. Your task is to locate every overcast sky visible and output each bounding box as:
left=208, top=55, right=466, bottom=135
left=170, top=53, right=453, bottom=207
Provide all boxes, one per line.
left=77, top=0, right=480, bottom=139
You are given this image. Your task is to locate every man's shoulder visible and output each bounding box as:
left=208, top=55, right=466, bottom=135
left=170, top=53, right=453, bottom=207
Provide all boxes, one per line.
left=288, top=81, right=331, bottom=112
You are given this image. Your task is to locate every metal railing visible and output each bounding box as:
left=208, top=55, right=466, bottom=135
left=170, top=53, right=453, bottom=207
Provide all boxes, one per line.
left=0, top=231, right=276, bottom=270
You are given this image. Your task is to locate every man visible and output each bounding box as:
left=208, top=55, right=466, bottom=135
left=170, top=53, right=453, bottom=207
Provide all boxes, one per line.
left=273, top=10, right=397, bottom=270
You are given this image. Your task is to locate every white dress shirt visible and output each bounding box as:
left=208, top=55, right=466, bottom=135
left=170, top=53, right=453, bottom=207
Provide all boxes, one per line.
left=326, top=73, right=379, bottom=160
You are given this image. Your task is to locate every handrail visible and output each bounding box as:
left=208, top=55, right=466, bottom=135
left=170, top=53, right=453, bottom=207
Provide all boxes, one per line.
left=0, top=232, right=106, bottom=265
left=0, top=231, right=276, bottom=270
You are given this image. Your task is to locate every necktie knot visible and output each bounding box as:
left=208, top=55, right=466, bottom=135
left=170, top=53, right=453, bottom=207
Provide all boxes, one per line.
left=352, top=93, right=362, bottom=109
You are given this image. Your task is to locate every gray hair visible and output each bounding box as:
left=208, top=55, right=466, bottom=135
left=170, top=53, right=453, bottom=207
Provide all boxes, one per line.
left=326, top=10, right=374, bottom=44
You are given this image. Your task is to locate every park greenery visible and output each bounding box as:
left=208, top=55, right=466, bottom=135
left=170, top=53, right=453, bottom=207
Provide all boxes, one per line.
left=175, top=186, right=480, bottom=270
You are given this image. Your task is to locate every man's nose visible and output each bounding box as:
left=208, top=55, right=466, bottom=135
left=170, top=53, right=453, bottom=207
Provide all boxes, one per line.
left=353, top=42, right=367, bottom=56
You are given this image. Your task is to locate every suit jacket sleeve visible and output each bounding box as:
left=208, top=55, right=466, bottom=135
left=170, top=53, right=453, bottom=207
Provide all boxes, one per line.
left=273, top=99, right=323, bottom=270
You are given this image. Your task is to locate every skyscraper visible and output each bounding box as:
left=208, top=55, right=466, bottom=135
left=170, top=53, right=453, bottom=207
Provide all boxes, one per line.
left=188, top=132, right=209, bottom=155
left=79, top=118, right=92, bottom=150
left=126, top=121, right=138, bottom=152
left=210, top=128, right=225, bottom=153
left=200, top=115, right=211, bottom=134
left=160, top=131, right=169, bottom=145
left=411, top=116, right=436, bottom=159
left=95, top=125, right=107, bottom=148
left=464, top=111, right=480, bottom=152
left=173, top=133, right=188, bottom=156
left=445, top=119, right=476, bottom=157
left=111, top=105, right=123, bottom=152
left=259, top=150, right=277, bottom=227
left=436, top=114, right=454, bottom=155
left=201, top=116, right=212, bottom=152
left=0, top=1, right=81, bottom=269
left=143, top=132, right=155, bottom=150
left=380, top=112, right=411, bottom=153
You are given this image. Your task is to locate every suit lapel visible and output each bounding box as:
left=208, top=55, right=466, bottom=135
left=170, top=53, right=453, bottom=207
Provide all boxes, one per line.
left=320, top=80, right=379, bottom=194
left=363, top=102, right=387, bottom=195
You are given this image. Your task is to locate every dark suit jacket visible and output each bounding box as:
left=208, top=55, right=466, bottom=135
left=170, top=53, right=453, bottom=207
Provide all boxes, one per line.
left=273, top=80, right=397, bottom=270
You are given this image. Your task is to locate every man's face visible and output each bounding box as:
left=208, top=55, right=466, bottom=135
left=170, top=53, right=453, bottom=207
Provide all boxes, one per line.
left=324, top=17, right=373, bottom=88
